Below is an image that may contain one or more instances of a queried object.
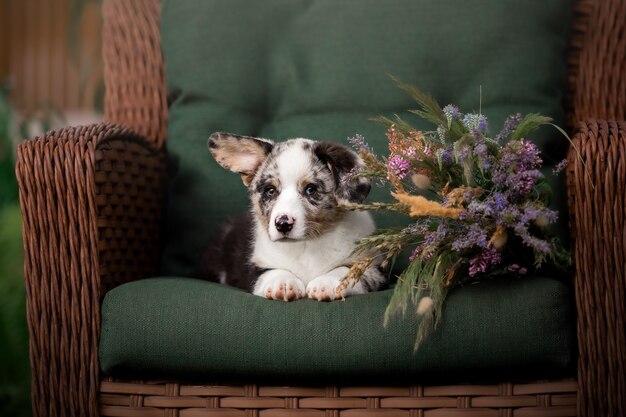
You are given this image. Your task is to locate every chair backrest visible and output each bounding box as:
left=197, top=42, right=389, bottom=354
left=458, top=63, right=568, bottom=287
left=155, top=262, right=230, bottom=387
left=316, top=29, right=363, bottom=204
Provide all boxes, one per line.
left=103, top=0, right=168, bottom=149
left=102, top=0, right=625, bottom=146
left=565, top=0, right=626, bottom=125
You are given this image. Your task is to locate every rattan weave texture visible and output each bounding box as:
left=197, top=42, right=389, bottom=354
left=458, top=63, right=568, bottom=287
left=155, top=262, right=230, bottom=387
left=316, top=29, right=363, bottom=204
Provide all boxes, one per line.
left=567, top=120, right=626, bottom=417
left=103, top=0, right=167, bottom=150
left=99, top=378, right=577, bottom=417
left=567, top=1, right=626, bottom=127
left=14, top=0, right=626, bottom=416
left=16, top=124, right=166, bottom=417
left=564, top=7, right=626, bottom=415
left=95, top=137, right=166, bottom=294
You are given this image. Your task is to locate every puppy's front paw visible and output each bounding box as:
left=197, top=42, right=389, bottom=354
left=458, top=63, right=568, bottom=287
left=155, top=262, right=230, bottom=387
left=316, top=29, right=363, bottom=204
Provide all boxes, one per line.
left=306, top=275, right=344, bottom=301
left=254, top=273, right=305, bottom=301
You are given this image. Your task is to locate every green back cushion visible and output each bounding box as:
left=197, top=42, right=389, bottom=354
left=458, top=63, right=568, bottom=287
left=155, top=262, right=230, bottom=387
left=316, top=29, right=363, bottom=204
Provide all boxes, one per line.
left=160, top=0, right=572, bottom=276
left=100, top=276, right=575, bottom=382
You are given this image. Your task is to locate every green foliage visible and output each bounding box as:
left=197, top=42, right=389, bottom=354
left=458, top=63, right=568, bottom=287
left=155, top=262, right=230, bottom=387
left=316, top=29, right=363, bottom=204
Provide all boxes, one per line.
left=384, top=251, right=453, bottom=350
left=510, top=113, right=552, bottom=141
left=0, top=84, right=30, bottom=417
left=371, top=115, right=419, bottom=137
left=390, top=75, right=447, bottom=128
left=0, top=85, right=18, bottom=209
left=0, top=204, right=30, bottom=417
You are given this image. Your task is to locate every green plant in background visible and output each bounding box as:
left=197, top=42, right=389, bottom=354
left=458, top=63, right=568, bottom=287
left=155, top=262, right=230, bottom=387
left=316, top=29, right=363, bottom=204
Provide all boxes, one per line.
left=0, top=206, right=28, bottom=417
left=0, top=82, right=30, bottom=417
left=0, top=82, right=18, bottom=207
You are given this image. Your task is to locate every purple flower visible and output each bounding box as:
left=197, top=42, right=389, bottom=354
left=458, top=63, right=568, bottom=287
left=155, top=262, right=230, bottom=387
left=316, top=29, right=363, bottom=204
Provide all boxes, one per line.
left=436, top=148, right=453, bottom=165
left=340, top=166, right=363, bottom=185
left=455, top=144, right=471, bottom=161
left=492, top=139, right=544, bottom=197
left=474, top=143, right=488, bottom=154
left=409, top=221, right=440, bottom=262
left=409, top=245, right=434, bottom=262
left=443, top=105, right=460, bottom=123
left=464, top=192, right=508, bottom=219
left=515, top=140, right=542, bottom=170
left=474, top=141, right=492, bottom=170
left=422, top=222, right=449, bottom=250
left=489, top=192, right=508, bottom=213
left=497, top=205, right=521, bottom=226
left=468, top=247, right=502, bottom=276
left=458, top=209, right=474, bottom=221
left=520, top=204, right=557, bottom=225
left=348, top=134, right=372, bottom=152
left=478, top=117, right=488, bottom=132
left=465, top=192, right=523, bottom=228
left=495, top=113, right=523, bottom=142
left=462, top=113, right=489, bottom=134
left=495, top=139, right=542, bottom=175
left=512, top=169, right=543, bottom=196
left=507, top=264, right=528, bottom=275
left=409, top=245, right=422, bottom=262
left=520, top=204, right=542, bottom=223
left=452, top=224, right=488, bottom=251
left=388, top=155, right=411, bottom=179
left=553, top=159, right=569, bottom=174
left=513, top=222, right=551, bottom=254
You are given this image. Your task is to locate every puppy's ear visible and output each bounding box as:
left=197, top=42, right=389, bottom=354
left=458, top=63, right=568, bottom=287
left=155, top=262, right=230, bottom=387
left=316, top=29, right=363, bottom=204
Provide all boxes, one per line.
left=208, top=132, right=274, bottom=185
left=314, top=142, right=371, bottom=204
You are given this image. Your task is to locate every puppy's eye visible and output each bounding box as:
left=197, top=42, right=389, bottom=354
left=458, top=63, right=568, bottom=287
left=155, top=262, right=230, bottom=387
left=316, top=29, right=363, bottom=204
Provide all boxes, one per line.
left=304, top=184, right=318, bottom=196
left=263, top=186, right=277, bottom=198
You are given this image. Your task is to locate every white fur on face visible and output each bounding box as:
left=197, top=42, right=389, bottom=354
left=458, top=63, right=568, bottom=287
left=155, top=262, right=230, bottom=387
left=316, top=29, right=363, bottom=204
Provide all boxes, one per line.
left=267, top=142, right=314, bottom=241
left=252, top=209, right=384, bottom=288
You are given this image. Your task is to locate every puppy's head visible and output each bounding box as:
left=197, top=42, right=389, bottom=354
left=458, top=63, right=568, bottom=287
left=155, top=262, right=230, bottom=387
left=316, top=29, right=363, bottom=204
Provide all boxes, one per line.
left=208, top=132, right=371, bottom=241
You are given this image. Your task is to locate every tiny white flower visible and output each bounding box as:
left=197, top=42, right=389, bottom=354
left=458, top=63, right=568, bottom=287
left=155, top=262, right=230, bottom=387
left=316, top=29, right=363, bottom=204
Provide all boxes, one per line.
left=411, top=173, right=431, bottom=190
left=417, top=296, right=434, bottom=315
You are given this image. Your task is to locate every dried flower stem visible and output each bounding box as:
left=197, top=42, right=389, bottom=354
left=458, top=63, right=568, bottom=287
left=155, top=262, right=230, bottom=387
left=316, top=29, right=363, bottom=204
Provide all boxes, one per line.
left=338, top=257, right=376, bottom=298
left=392, top=193, right=462, bottom=219
left=340, top=202, right=409, bottom=213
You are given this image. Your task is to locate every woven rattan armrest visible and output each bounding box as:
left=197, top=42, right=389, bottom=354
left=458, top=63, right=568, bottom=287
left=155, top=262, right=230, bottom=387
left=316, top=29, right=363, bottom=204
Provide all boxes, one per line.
left=15, top=123, right=167, bottom=417
left=566, top=119, right=626, bottom=416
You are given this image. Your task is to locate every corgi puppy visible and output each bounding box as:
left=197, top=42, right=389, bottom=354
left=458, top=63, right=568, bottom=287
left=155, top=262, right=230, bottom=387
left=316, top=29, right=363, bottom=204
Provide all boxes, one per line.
left=202, top=132, right=385, bottom=301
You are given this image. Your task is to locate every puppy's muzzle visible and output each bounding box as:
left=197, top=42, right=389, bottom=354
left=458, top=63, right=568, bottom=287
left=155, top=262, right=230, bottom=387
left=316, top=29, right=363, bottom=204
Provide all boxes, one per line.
left=275, top=214, right=294, bottom=234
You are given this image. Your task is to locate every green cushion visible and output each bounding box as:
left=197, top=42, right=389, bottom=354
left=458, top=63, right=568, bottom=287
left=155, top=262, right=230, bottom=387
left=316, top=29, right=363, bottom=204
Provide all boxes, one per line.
left=159, top=0, right=573, bottom=276
left=100, top=276, right=574, bottom=383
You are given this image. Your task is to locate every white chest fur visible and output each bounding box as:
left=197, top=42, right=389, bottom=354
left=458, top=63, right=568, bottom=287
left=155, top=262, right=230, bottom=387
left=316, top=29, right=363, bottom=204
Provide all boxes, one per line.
left=251, top=210, right=375, bottom=284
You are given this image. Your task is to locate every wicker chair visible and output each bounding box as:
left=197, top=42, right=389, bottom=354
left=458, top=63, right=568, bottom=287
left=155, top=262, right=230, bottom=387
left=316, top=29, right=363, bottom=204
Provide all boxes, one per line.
left=15, top=0, right=625, bottom=416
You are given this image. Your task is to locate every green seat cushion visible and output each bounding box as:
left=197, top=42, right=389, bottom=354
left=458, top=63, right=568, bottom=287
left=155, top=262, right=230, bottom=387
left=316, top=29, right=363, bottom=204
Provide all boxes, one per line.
left=100, top=276, right=575, bottom=383
left=159, top=0, right=573, bottom=276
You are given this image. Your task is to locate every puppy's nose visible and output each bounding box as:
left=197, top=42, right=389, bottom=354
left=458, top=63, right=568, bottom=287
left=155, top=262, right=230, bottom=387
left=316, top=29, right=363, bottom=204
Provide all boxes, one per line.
left=275, top=215, right=294, bottom=234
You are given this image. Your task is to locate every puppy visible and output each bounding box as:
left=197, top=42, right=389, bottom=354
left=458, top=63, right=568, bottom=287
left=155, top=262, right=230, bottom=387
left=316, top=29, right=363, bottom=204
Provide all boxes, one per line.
left=202, top=132, right=385, bottom=301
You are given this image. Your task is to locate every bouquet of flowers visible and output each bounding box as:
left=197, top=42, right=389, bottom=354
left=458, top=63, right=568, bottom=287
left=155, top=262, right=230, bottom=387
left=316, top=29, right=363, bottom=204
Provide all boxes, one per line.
left=341, top=80, right=571, bottom=349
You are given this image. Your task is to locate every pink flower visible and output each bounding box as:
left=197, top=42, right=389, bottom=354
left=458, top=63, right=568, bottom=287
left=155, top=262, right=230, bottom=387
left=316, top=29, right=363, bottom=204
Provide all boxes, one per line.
left=388, top=155, right=410, bottom=179
left=468, top=247, right=502, bottom=277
